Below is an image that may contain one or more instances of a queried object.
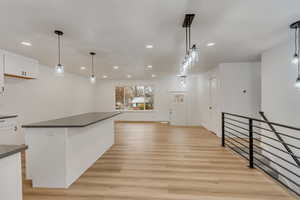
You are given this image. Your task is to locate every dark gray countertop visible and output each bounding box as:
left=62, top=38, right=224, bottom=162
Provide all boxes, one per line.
left=0, top=145, right=28, bottom=159
left=0, top=114, right=18, bottom=120
left=22, top=112, right=121, bottom=128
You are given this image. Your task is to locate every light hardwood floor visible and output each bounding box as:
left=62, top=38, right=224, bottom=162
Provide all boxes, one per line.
left=22, top=122, right=297, bottom=200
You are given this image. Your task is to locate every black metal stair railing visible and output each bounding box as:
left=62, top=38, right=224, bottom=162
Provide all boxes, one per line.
left=259, top=111, right=300, bottom=167
left=221, top=112, right=300, bottom=196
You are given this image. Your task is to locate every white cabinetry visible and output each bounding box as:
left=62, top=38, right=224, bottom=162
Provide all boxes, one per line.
left=0, top=117, right=21, bottom=145
left=0, top=153, right=23, bottom=200
left=4, top=51, right=38, bottom=79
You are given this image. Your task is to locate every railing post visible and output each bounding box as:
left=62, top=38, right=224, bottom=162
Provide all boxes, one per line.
left=249, top=119, right=254, bottom=168
left=222, top=112, right=225, bottom=147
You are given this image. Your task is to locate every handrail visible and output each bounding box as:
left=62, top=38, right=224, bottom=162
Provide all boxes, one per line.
left=259, top=111, right=300, bottom=167
left=223, top=112, right=300, bottom=131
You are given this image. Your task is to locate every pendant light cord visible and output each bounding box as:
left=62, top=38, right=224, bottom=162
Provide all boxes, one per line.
left=92, top=54, right=94, bottom=75
left=295, top=27, right=298, bottom=55
left=185, top=23, right=191, bottom=54
left=295, top=27, right=300, bottom=78
left=185, top=26, right=188, bottom=54
left=188, top=20, right=191, bottom=50
left=58, top=34, right=61, bottom=65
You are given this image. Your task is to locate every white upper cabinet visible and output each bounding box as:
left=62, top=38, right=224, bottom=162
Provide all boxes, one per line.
left=0, top=52, right=4, bottom=94
left=4, top=51, right=39, bottom=79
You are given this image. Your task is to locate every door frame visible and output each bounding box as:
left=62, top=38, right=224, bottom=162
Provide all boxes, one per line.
left=209, top=77, right=218, bottom=134
left=168, top=91, right=188, bottom=126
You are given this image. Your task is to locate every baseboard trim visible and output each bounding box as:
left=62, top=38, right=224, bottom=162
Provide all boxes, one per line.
left=115, top=121, right=204, bottom=128
left=169, top=125, right=203, bottom=128
left=115, top=121, right=168, bottom=124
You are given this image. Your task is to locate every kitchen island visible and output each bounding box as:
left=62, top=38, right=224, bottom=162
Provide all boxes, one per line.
left=22, top=112, right=121, bottom=188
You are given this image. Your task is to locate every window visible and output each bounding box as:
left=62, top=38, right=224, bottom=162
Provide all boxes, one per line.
left=115, top=86, right=154, bottom=111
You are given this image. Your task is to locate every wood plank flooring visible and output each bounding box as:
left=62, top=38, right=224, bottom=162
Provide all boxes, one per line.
left=22, top=122, right=297, bottom=200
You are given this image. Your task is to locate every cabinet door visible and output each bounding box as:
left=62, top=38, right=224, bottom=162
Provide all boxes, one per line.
left=4, top=53, right=24, bottom=77
left=4, top=52, right=38, bottom=79
left=24, top=60, right=39, bottom=79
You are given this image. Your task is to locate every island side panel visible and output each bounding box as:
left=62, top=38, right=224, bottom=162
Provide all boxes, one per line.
left=24, top=128, right=68, bottom=188
left=66, top=118, right=114, bottom=186
left=0, top=153, right=22, bottom=200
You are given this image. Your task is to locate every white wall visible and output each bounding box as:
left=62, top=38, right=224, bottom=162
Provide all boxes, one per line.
left=95, top=76, right=201, bottom=126
left=219, top=63, right=261, bottom=117
left=262, top=43, right=300, bottom=128
left=0, top=64, right=97, bottom=144
left=261, top=42, right=300, bottom=191
left=198, top=62, right=261, bottom=136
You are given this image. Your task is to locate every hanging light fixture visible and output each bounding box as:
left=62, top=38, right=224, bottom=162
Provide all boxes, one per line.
left=295, top=76, right=300, bottom=89
left=290, top=21, right=300, bottom=89
left=179, top=14, right=199, bottom=77
left=190, top=44, right=199, bottom=63
left=89, top=52, right=96, bottom=84
left=177, top=75, right=187, bottom=88
left=54, top=30, right=64, bottom=75
left=291, top=21, right=300, bottom=65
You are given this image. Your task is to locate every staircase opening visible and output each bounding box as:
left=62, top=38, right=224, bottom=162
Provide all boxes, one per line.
left=222, top=112, right=300, bottom=197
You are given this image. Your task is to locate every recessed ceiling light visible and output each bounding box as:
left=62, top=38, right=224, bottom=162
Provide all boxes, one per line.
left=206, top=42, right=215, bottom=47
left=146, top=44, right=153, bottom=49
left=80, top=66, right=86, bottom=70
left=151, top=74, right=156, bottom=78
left=113, top=66, right=119, bottom=70
left=147, top=65, right=153, bottom=69
left=102, top=75, right=108, bottom=79
left=21, top=41, right=32, bottom=46
left=127, top=74, right=132, bottom=78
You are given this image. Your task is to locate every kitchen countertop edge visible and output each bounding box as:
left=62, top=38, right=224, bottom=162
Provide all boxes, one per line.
left=0, top=145, right=28, bottom=160
left=22, top=112, right=122, bottom=128
left=0, top=115, right=18, bottom=120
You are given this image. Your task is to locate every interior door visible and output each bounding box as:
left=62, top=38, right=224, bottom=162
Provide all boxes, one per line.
left=209, top=78, right=218, bottom=134
left=169, top=92, right=187, bottom=126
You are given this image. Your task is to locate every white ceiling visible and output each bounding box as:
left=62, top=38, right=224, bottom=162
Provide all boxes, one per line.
left=0, top=0, right=300, bottom=79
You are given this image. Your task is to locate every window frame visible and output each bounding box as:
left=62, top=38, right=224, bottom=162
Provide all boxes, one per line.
left=115, top=85, right=155, bottom=112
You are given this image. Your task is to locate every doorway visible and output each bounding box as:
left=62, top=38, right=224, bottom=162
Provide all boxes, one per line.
left=169, top=92, right=187, bottom=126
left=209, top=78, right=218, bottom=134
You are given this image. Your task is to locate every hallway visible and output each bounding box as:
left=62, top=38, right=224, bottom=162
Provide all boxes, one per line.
left=23, top=122, right=296, bottom=200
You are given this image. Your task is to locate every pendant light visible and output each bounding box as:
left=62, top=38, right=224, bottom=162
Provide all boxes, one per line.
left=295, top=58, right=300, bottom=89
left=89, top=52, right=96, bottom=84
left=177, top=75, right=187, bottom=88
left=54, top=30, right=64, bottom=75
left=180, top=14, right=199, bottom=76
left=295, top=76, right=300, bottom=89
left=291, top=21, right=300, bottom=65
left=290, top=21, right=300, bottom=89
